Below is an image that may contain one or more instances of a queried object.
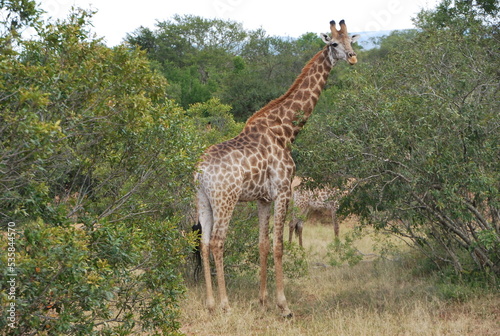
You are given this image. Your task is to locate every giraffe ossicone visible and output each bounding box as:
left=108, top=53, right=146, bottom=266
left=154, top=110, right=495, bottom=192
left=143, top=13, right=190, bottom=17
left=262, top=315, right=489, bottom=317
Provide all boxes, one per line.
left=195, top=20, right=359, bottom=317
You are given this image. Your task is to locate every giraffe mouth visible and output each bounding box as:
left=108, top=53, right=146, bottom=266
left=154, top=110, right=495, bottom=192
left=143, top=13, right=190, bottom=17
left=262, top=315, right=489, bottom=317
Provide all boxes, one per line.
left=347, top=56, right=358, bottom=65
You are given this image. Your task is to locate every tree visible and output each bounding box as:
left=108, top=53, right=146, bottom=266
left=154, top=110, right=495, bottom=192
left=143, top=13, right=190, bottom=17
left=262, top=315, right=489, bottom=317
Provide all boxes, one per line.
left=126, top=17, right=328, bottom=121
left=220, top=31, right=324, bottom=120
left=415, top=0, right=499, bottom=29
left=0, top=0, right=41, bottom=54
left=126, top=15, right=248, bottom=108
left=294, top=0, right=499, bottom=278
left=0, top=7, right=202, bottom=334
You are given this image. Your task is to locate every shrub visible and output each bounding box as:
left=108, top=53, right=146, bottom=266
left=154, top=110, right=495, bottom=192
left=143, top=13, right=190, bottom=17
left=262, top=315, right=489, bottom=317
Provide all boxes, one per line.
left=0, top=219, right=190, bottom=335
left=1, top=6, right=201, bottom=334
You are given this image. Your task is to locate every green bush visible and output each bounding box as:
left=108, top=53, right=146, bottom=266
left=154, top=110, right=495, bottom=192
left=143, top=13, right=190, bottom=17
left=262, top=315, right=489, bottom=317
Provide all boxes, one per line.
left=295, top=1, right=500, bottom=279
left=0, top=219, right=190, bottom=335
left=1, top=5, right=201, bottom=334
left=327, top=231, right=363, bottom=267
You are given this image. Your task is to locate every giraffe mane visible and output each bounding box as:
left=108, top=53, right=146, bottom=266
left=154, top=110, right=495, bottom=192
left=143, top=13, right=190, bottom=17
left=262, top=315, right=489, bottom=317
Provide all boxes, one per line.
left=245, top=47, right=328, bottom=126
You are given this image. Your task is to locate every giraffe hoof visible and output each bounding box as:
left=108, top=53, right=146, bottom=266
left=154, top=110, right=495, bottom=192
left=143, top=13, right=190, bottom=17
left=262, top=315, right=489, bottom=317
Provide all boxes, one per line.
left=206, top=300, right=216, bottom=313
left=279, top=306, right=293, bottom=318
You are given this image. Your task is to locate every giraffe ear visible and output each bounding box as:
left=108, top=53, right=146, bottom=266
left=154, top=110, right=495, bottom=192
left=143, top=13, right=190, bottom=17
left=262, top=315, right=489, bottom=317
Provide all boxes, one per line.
left=320, top=33, right=331, bottom=44
left=351, top=34, right=360, bottom=43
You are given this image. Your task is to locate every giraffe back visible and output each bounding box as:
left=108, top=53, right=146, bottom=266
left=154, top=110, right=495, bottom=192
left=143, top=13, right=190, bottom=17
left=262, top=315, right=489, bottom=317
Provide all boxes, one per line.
left=292, top=187, right=341, bottom=213
left=292, top=177, right=355, bottom=214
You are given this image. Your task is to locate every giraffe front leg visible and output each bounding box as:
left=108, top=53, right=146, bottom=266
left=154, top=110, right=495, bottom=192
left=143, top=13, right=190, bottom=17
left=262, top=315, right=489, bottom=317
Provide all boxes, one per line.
left=273, top=196, right=293, bottom=318
left=257, top=200, right=271, bottom=306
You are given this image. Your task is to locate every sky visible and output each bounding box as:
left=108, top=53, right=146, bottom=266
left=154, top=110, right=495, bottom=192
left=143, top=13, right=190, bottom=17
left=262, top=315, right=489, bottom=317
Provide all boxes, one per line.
left=39, top=0, right=442, bottom=46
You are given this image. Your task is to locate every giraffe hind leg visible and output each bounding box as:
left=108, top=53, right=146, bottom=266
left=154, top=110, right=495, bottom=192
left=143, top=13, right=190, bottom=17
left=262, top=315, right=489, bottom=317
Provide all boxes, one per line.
left=296, top=219, right=304, bottom=248
left=288, top=219, right=296, bottom=244
left=209, top=197, right=238, bottom=312
left=197, top=189, right=216, bottom=312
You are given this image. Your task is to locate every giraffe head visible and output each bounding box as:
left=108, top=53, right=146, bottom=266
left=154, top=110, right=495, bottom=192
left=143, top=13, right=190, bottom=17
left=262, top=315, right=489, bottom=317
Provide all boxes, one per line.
left=321, top=20, right=359, bottom=65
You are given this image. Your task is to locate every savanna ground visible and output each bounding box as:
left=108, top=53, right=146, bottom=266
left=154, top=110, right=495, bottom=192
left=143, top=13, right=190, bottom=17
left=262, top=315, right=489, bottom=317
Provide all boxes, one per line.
left=178, top=216, right=499, bottom=336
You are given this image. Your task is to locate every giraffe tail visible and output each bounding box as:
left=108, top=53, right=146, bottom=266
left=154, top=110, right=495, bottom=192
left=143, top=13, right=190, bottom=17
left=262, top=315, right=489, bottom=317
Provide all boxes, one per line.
left=191, top=221, right=202, bottom=282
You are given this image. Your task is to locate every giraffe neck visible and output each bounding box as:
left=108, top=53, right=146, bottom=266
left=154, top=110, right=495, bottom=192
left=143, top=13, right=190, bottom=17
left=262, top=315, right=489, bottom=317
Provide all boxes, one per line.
left=245, top=47, right=335, bottom=145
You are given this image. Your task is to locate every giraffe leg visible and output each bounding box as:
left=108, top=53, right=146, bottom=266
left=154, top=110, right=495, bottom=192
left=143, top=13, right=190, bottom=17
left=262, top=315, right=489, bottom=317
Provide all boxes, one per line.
left=288, top=202, right=297, bottom=244
left=296, top=208, right=308, bottom=247
left=210, top=200, right=237, bottom=312
left=200, top=242, right=215, bottom=312
left=197, top=189, right=215, bottom=312
left=210, top=236, right=230, bottom=312
left=288, top=219, right=295, bottom=244
left=332, top=209, right=339, bottom=239
left=257, top=200, right=271, bottom=306
left=296, top=220, right=304, bottom=248
left=273, top=195, right=292, bottom=317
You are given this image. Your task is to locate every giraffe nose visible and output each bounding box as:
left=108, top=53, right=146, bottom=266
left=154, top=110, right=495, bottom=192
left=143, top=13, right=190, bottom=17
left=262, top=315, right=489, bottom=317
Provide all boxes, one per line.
left=347, top=52, right=357, bottom=64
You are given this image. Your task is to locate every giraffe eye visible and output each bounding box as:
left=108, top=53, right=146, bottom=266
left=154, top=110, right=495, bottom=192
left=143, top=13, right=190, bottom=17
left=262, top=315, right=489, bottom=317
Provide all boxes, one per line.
left=331, top=43, right=338, bottom=47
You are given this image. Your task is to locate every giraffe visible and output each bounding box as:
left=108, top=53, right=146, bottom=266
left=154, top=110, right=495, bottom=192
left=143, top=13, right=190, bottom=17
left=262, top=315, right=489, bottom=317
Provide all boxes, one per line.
left=195, top=20, right=359, bottom=317
left=289, top=178, right=354, bottom=247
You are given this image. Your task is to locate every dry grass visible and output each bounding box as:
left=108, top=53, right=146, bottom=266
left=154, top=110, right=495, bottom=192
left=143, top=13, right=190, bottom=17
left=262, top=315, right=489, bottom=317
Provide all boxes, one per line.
left=178, top=218, right=500, bottom=336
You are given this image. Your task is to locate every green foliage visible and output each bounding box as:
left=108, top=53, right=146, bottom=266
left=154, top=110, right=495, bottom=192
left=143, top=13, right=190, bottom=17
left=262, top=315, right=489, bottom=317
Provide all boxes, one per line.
left=327, top=231, right=364, bottom=267
left=415, top=0, right=499, bottom=30
left=1, top=8, right=203, bottom=225
left=0, top=0, right=41, bottom=54
left=126, top=15, right=247, bottom=109
left=406, top=250, right=495, bottom=302
left=0, top=6, right=203, bottom=334
left=126, top=16, right=324, bottom=121
left=0, top=218, right=189, bottom=335
left=295, top=1, right=499, bottom=278
left=282, top=241, right=309, bottom=279
left=186, top=98, right=243, bottom=146
left=221, top=32, right=323, bottom=121
left=223, top=204, right=260, bottom=277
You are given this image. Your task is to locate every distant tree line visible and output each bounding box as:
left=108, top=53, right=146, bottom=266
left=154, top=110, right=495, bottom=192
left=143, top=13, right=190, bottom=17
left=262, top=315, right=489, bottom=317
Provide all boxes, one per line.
left=125, top=15, right=324, bottom=121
